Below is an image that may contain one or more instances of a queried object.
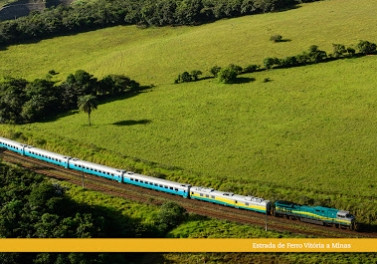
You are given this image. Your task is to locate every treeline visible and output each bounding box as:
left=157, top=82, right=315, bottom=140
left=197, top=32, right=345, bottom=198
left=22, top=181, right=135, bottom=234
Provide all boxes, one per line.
left=0, top=0, right=321, bottom=46
left=263, top=40, right=376, bottom=69
left=0, top=70, right=140, bottom=124
left=0, top=162, right=189, bottom=262
left=174, top=40, right=377, bottom=84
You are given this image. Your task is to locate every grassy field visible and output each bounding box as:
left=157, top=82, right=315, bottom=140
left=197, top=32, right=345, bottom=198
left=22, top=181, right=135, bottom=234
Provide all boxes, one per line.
left=1, top=0, right=377, bottom=225
left=1, top=0, right=377, bottom=85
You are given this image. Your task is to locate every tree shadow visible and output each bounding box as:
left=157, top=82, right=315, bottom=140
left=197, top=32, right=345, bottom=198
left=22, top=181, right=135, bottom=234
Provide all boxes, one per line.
left=276, top=39, right=291, bottom=43
left=112, top=119, right=152, bottom=126
left=41, top=85, right=152, bottom=123
left=232, top=77, right=256, bottom=84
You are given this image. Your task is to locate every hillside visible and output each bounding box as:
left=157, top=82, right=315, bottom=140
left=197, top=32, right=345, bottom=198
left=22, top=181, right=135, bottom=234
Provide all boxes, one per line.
left=1, top=0, right=376, bottom=84
left=1, top=0, right=377, bottom=225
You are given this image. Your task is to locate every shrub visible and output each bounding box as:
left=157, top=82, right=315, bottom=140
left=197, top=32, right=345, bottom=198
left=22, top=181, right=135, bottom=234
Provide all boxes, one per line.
left=357, top=40, right=377, bottom=55
left=346, top=47, right=356, bottom=57
left=263, top=57, right=280, bottom=69
left=210, top=66, right=222, bottom=77
left=156, top=202, right=187, bottom=233
left=175, top=70, right=203, bottom=83
left=332, top=44, right=347, bottom=58
left=190, top=70, right=202, bottom=81
left=243, top=64, right=260, bottom=73
left=218, top=64, right=242, bottom=84
left=270, top=34, right=283, bottom=42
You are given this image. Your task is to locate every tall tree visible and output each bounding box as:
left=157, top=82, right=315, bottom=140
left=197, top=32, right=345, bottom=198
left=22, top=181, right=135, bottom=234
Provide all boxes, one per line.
left=77, top=95, right=98, bottom=126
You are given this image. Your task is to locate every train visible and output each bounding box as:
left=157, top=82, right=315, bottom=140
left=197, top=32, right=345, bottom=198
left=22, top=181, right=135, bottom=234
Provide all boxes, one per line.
left=0, top=136, right=356, bottom=230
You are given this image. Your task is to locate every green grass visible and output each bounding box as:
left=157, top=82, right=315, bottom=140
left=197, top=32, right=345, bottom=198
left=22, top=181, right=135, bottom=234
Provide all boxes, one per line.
left=1, top=0, right=377, bottom=85
left=55, top=180, right=159, bottom=225
left=168, top=218, right=304, bottom=238
left=4, top=55, right=377, bottom=224
left=1, top=0, right=377, bottom=225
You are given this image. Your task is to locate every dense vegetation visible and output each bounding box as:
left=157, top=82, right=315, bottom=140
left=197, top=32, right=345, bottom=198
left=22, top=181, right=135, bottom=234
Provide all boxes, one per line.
left=0, top=161, right=195, bottom=262
left=0, top=70, right=140, bottom=124
left=0, top=0, right=321, bottom=46
left=0, top=162, right=134, bottom=262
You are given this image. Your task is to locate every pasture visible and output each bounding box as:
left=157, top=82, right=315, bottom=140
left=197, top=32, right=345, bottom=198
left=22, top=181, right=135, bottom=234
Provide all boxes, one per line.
left=0, top=0, right=377, bottom=85
left=1, top=0, right=377, bottom=224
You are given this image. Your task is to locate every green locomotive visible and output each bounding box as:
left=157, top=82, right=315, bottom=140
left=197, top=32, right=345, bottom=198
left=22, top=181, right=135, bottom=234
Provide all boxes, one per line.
left=274, top=200, right=356, bottom=230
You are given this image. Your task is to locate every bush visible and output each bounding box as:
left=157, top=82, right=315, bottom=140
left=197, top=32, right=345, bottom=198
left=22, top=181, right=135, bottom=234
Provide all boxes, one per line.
left=210, top=66, right=222, bottom=77
left=263, top=57, right=280, bottom=69
left=357, top=40, right=377, bottom=55
left=175, top=70, right=202, bottom=83
left=243, top=64, right=260, bottom=73
left=190, top=70, right=203, bottom=81
left=270, top=34, right=283, bottom=42
left=332, top=44, right=347, bottom=58
left=218, top=64, right=242, bottom=84
left=157, top=202, right=187, bottom=233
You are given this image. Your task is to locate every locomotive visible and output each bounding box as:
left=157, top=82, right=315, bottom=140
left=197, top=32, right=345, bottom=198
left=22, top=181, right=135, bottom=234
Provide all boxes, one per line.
left=0, top=136, right=356, bottom=230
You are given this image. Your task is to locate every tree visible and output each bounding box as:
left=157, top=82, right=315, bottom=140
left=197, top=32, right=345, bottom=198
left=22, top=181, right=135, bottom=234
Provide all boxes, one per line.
left=218, top=64, right=241, bottom=84
left=190, top=70, right=202, bottom=81
left=210, top=66, right=222, bottom=77
left=332, top=44, right=346, bottom=58
left=78, top=95, right=98, bottom=126
left=263, top=57, right=279, bottom=69
left=357, top=40, right=377, bottom=55
left=156, top=202, right=187, bottom=233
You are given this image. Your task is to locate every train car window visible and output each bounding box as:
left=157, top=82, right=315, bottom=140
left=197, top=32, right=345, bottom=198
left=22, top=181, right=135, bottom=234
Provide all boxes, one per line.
left=235, top=201, right=238, bottom=204
left=211, top=196, right=215, bottom=199
left=206, top=194, right=209, bottom=198
left=245, top=203, right=249, bottom=206
left=191, top=192, right=194, bottom=194
left=169, top=187, right=173, bottom=190
left=159, top=185, right=163, bottom=187
left=175, top=188, right=178, bottom=191
left=154, top=183, right=158, bottom=186
left=135, top=179, right=139, bottom=182
left=164, top=186, right=168, bottom=189
left=200, top=193, right=203, bottom=197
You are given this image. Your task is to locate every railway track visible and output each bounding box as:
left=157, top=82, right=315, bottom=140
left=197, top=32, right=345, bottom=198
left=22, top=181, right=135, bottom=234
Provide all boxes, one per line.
left=2, top=150, right=376, bottom=238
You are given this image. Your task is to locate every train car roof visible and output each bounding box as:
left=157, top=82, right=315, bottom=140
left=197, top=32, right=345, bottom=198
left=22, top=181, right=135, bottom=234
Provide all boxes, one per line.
left=191, top=186, right=270, bottom=205
left=124, top=171, right=191, bottom=188
left=70, top=158, right=124, bottom=174
left=25, top=146, right=70, bottom=160
left=0, top=136, right=25, bottom=147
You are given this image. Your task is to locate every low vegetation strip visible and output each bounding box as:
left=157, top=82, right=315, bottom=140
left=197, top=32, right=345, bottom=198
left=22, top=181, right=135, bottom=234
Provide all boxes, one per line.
left=174, top=40, right=377, bottom=84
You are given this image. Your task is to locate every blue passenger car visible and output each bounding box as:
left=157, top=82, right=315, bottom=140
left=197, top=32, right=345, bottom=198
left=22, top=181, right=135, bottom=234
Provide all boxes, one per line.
left=0, top=136, right=25, bottom=155
left=123, top=171, right=191, bottom=198
left=69, top=158, right=124, bottom=182
left=24, top=146, right=71, bottom=168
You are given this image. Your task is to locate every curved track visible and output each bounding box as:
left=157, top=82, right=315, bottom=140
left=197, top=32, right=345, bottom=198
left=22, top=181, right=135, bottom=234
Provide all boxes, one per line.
left=2, top=150, right=376, bottom=238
